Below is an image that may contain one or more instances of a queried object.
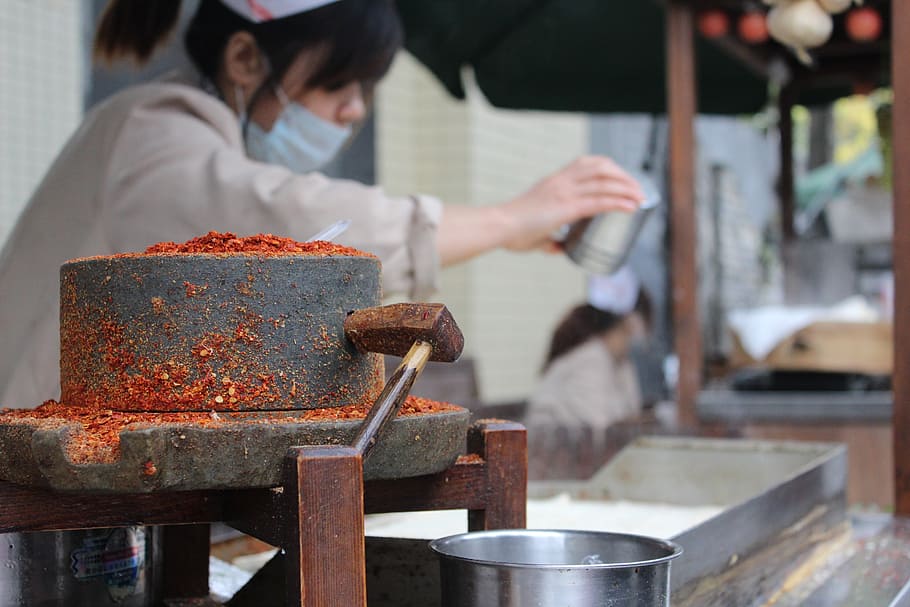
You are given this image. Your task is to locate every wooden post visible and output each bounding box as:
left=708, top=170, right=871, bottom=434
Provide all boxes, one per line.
left=283, top=446, right=367, bottom=607
left=892, top=0, right=910, bottom=515
left=666, top=0, right=701, bottom=428
left=467, top=420, right=528, bottom=531
left=161, top=524, right=211, bottom=600
left=779, top=84, right=797, bottom=242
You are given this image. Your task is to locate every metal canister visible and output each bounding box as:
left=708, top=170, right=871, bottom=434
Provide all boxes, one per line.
left=562, top=175, right=660, bottom=275
left=0, top=527, right=161, bottom=607
left=429, top=529, right=681, bottom=607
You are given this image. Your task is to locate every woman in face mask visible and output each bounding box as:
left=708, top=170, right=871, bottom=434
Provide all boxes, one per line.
left=525, top=267, right=653, bottom=438
left=0, top=0, right=645, bottom=408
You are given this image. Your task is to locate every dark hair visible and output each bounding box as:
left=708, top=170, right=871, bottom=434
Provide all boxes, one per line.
left=542, top=290, right=652, bottom=371
left=94, top=0, right=403, bottom=96
left=94, top=1, right=182, bottom=65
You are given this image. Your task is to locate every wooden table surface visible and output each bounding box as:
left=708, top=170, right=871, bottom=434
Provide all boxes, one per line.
left=772, top=513, right=910, bottom=607
left=681, top=512, right=910, bottom=607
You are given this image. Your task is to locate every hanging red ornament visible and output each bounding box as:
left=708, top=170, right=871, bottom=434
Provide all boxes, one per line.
left=738, top=11, right=770, bottom=44
left=698, top=10, right=730, bottom=39
left=845, top=7, right=883, bottom=42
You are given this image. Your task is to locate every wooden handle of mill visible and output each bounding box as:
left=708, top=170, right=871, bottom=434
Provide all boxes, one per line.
left=344, top=303, right=464, bottom=362
left=350, top=340, right=432, bottom=460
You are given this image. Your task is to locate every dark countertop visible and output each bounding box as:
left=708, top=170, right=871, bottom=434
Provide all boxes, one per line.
left=698, top=388, right=893, bottom=423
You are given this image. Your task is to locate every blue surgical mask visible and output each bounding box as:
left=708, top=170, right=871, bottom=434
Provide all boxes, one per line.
left=242, top=85, right=351, bottom=173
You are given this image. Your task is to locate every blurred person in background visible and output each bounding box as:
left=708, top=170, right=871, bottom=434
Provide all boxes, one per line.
left=0, top=0, right=643, bottom=408
left=526, top=267, right=652, bottom=433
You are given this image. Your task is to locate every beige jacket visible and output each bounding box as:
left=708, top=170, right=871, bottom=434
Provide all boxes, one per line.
left=525, top=338, right=642, bottom=432
left=0, top=80, right=442, bottom=408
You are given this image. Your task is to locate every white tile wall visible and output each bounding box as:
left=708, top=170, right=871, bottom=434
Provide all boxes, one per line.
left=377, top=53, right=589, bottom=402
left=0, top=1, right=84, bottom=245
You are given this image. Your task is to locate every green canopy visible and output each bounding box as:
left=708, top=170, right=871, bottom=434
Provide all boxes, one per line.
left=396, top=0, right=852, bottom=115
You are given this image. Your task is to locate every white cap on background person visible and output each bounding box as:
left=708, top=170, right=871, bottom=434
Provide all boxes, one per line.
left=587, top=266, right=640, bottom=315
left=220, top=0, right=342, bottom=22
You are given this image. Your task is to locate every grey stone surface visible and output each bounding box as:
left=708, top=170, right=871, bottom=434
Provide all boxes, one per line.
left=60, top=254, right=383, bottom=411
left=0, top=407, right=469, bottom=492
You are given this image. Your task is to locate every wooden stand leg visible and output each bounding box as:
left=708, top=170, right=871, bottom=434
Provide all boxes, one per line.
left=467, top=420, right=527, bottom=531
left=162, top=523, right=211, bottom=601
left=892, top=0, right=910, bottom=516
left=283, top=446, right=366, bottom=607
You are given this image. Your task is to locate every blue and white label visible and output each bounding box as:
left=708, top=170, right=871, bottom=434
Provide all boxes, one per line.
left=70, top=527, right=146, bottom=603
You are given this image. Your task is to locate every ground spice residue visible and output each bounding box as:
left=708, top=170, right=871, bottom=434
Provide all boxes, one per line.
left=142, top=231, right=374, bottom=258
left=60, top=233, right=383, bottom=413
left=456, top=454, right=484, bottom=465
left=60, top=298, right=292, bottom=413
left=0, top=396, right=459, bottom=465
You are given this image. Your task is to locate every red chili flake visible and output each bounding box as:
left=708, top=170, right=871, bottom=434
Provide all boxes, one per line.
left=312, top=325, right=333, bottom=351
left=184, top=281, right=207, bottom=298
left=143, top=460, right=158, bottom=476
left=151, top=297, right=166, bottom=314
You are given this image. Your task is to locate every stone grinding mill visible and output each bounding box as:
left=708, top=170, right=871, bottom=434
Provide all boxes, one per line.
left=0, top=233, right=471, bottom=492
left=0, top=232, right=512, bottom=607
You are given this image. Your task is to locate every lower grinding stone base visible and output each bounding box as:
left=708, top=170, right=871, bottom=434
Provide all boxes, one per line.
left=0, top=407, right=469, bottom=492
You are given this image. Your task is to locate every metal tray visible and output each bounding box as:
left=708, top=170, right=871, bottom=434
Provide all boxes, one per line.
left=363, top=436, right=848, bottom=607
left=527, top=436, right=848, bottom=595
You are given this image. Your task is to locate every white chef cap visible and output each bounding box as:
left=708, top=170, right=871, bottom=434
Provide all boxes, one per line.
left=587, top=266, right=640, bottom=315
left=220, top=0, right=342, bottom=23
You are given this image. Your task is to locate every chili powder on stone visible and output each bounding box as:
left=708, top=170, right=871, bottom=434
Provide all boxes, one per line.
left=142, top=231, right=375, bottom=257
left=0, top=396, right=459, bottom=464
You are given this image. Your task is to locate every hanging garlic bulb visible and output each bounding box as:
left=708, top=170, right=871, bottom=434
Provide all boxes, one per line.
left=817, top=0, right=854, bottom=14
left=767, top=0, right=834, bottom=64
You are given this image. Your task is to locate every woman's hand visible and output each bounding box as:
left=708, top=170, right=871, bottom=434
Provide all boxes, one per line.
left=437, top=155, right=645, bottom=266
left=498, top=156, right=645, bottom=252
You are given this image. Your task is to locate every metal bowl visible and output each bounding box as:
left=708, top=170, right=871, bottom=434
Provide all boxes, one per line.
left=429, top=528, right=682, bottom=607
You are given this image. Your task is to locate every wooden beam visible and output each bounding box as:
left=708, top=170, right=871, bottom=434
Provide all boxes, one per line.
left=0, top=455, right=505, bottom=535
left=364, top=458, right=488, bottom=513
left=0, top=482, right=226, bottom=532
left=667, top=0, right=702, bottom=428
left=810, top=39, right=890, bottom=60
left=792, top=55, right=888, bottom=90
left=892, top=0, right=910, bottom=515
left=709, top=36, right=774, bottom=79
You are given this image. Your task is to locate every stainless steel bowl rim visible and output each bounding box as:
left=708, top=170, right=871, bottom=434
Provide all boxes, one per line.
left=428, top=529, right=683, bottom=570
